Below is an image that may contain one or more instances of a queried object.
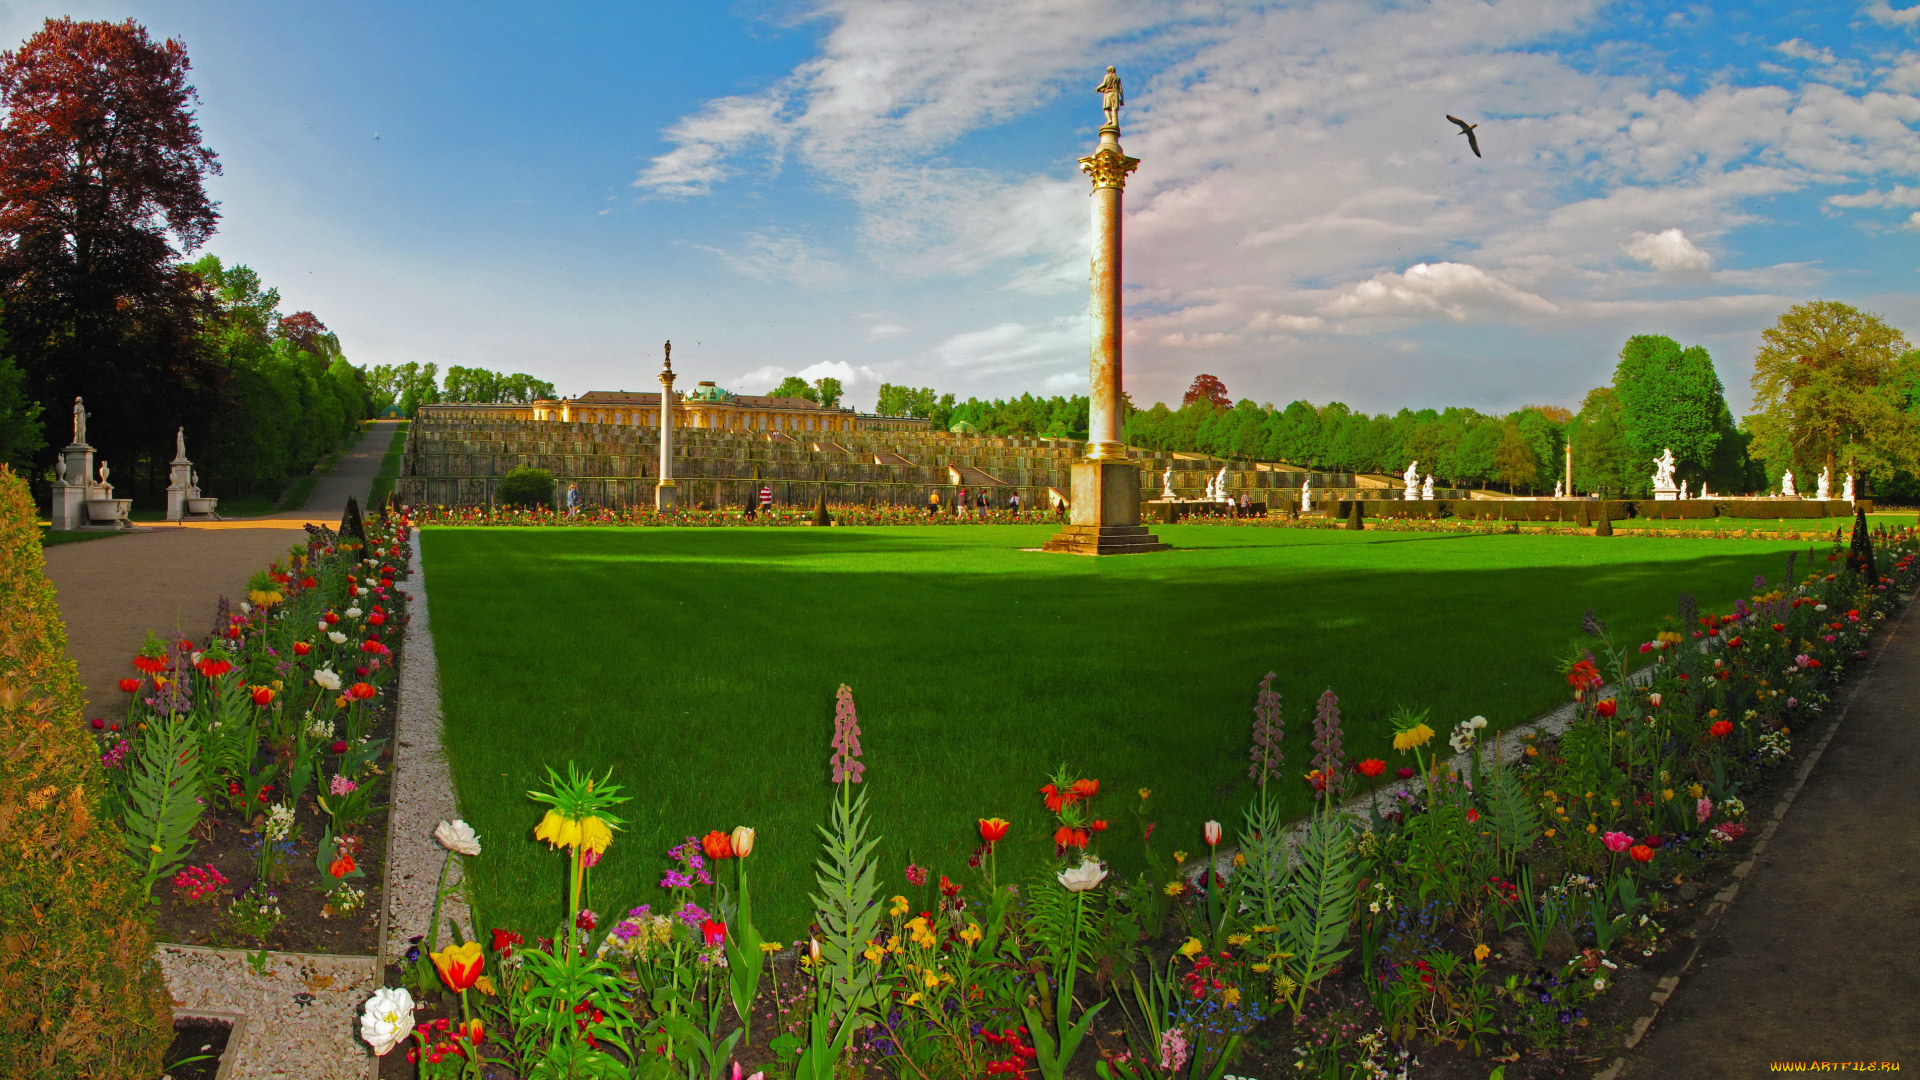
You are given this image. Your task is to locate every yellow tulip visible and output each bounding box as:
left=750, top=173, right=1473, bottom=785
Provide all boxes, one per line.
left=1177, top=937, right=1204, bottom=958
left=731, top=826, right=756, bottom=858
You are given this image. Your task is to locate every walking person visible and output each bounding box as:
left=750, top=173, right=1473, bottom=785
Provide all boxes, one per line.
left=566, top=482, right=581, bottom=519
left=759, top=484, right=773, bottom=515
left=928, top=489, right=941, bottom=516
left=1009, top=491, right=1021, bottom=516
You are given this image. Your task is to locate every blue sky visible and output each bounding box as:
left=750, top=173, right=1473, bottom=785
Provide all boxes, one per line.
left=7, top=0, right=1920, bottom=414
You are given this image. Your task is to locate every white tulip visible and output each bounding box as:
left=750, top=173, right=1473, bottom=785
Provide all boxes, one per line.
left=434, top=819, right=482, bottom=857
left=328, top=631, right=348, bottom=645
left=345, top=606, right=363, bottom=619
left=360, top=986, right=415, bottom=1056
left=314, top=668, right=342, bottom=691
left=1057, top=859, right=1109, bottom=892
left=318, top=620, right=329, bottom=632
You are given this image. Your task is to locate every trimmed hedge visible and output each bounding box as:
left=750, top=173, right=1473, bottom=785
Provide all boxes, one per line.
left=0, top=467, right=171, bottom=1076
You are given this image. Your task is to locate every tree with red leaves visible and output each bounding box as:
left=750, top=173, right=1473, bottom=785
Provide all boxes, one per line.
left=276, top=311, right=329, bottom=354
left=0, top=18, right=221, bottom=478
left=1183, top=373, right=1230, bottom=409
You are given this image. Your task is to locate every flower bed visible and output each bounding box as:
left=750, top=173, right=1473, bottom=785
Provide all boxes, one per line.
left=360, top=520, right=1915, bottom=1077
left=93, top=516, right=414, bottom=955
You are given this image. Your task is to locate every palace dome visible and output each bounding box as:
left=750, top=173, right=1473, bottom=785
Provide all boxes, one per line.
left=686, top=381, right=736, bottom=403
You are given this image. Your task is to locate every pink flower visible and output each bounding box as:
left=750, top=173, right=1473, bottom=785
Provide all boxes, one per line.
left=1696, top=797, right=1713, bottom=824
left=1602, top=831, right=1633, bottom=853
left=329, top=775, right=357, bottom=796
left=904, top=863, right=928, bottom=887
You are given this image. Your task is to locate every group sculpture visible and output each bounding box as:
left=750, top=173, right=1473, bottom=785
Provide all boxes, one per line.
left=47, top=398, right=218, bottom=530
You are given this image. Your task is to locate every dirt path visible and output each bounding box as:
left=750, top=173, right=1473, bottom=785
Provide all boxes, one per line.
left=43, top=421, right=400, bottom=720
left=1620, top=598, right=1920, bottom=1075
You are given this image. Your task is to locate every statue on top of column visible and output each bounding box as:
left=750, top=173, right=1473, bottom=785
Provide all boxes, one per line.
left=72, top=396, right=87, bottom=445
left=1096, top=66, right=1123, bottom=129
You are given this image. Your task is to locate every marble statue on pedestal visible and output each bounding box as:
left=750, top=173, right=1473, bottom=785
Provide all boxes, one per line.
left=1680, top=480, right=1689, bottom=500
left=1843, top=474, right=1855, bottom=504
left=72, top=396, right=87, bottom=446
left=1214, top=466, right=1228, bottom=502
left=1161, top=466, right=1174, bottom=499
left=1553, top=479, right=1563, bottom=498
left=1300, top=478, right=1312, bottom=512
left=1421, top=474, right=1435, bottom=500
left=1815, top=466, right=1831, bottom=501
left=1404, top=461, right=1420, bottom=501
left=1650, top=447, right=1679, bottom=501
left=1781, top=471, right=1797, bottom=498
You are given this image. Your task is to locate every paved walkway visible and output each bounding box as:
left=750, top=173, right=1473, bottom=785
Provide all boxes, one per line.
left=1620, top=596, right=1920, bottom=1075
left=43, top=421, right=400, bottom=720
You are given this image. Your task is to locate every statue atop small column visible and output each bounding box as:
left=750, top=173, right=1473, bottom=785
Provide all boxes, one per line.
left=1650, top=447, right=1679, bottom=501
left=1781, top=470, right=1797, bottom=498
left=1843, top=473, right=1855, bottom=504
left=1301, top=477, right=1312, bottom=512
left=1160, top=465, right=1174, bottom=499
left=72, top=396, right=88, bottom=446
left=1815, top=465, right=1831, bottom=501
left=1553, top=479, right=1563, bottom=498
left=1214, top=466, right=1228, bottom=503
left=1404, top=461, right=1420, bottom=501
left=1421, top=474, right=1435, bottom=501
left=1095, top=66, right=1123, bottom=129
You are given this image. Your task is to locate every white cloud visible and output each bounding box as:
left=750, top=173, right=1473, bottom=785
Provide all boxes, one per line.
left=866, top=322, right=910, bottom=340
left=1320, top=263, right=1561, bottom=322
left=694, top=228, right=848, bottom=286
left=1623, top=228, right=1714, bottom=274
left=1865, top=1, right=1920, bottom=27
left=1828, top=184, right=1920, bottom=207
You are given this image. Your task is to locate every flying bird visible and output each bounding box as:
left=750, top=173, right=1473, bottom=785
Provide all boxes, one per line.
left=1446, top=115, right=1481, bottom=158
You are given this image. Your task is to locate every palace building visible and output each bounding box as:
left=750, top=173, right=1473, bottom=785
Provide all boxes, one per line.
left=418, top=381, right=930, bottom=433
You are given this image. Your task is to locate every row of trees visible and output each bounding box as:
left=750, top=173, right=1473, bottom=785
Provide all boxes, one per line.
left=364, top=362, right=555, bottom=418
left=1129, top=306, right=1920, bottom=498
left=873, top=382, right=1091, bottom=439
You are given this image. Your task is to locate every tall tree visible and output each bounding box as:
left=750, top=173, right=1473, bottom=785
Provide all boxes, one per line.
left=0, top=18, right=222, bottom=476
left=0, top=319, right=42, bottom=473
left=1749, top=300, right=1916, bottom=484
left=1492, top=421, right=1538, bottom=492
left=770, top=375, right=816, bottom=402
left=1612, top=335, right=1735, bottom=485
left=1569, top=387, right=1636, bottom=495
left=1182, top=373, right=1230, bottom=409
left=812, top=376, right=843, bottom=409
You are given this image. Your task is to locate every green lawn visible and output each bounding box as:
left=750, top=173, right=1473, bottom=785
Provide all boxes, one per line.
left=422, top=524, right=1824, bottom=939
left=368, top=421, right=409, bottom=508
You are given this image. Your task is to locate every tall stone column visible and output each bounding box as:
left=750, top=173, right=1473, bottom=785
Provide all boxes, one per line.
left=1044, top=69, right=1167, bottom=555
left=656, top=340, right=679, bottom=510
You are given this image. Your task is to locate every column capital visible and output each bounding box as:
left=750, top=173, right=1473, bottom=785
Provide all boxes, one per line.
left=1079, top=146, right=1139, bottom=191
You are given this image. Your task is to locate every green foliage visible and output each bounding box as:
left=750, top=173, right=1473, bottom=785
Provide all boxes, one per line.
left=1748, top=300, right=1917, bottom=484
left=364, top=361, right=443, bottom=417
left=0, top=467, right=172, bottom=1076
left=497, top=465, right=556, bottom=507
left=1274, top=813, right=1360, bottom=1014
left=945, top=391, right=1090, bottom=439
left=811, top=376, right=843, bottom=409
left=1481, top=762, right=1540, bottom=870
left=122, top=718, right=206, bottom=900
left=442, top=365, right=555, bottom=405
left=810, top=783, right=883, bottom=1022
left=771, top=376, right=818, bottom=402
left=0, top=324, right=43, bottom=474
left=874, top=383, right=946, bottom=420
left=1613, top=334, right=1740, bottom=491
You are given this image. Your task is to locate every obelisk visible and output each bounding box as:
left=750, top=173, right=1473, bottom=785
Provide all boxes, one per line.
left=1043, top=67, right=1167, bottom=555
left=656, top=340, right=678, bottom=510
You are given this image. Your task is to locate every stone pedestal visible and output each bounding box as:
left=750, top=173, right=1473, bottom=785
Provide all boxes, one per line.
left=49, top=443, right=96, bottom=530
left=1652, top=483, right=1678, bottom=502
left=166, top=457, right=193, bottom=520
left=655, top=480, right=679, bottom=511
left=1043, top=461, right=1167, bottom=554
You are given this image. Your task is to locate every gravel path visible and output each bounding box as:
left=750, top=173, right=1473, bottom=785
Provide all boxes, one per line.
left=43, top=421, right=399, bottom=721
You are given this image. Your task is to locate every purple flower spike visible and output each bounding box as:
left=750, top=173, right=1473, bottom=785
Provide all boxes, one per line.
left=1312, top=689, right=1347, bottom=800
left=830, top=683, right=864, bottom=784
left=1249, top=671, right=1283, bottom=787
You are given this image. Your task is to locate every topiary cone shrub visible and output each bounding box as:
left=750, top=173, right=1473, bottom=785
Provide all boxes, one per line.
left=0, top=467, right=172, bottom=1077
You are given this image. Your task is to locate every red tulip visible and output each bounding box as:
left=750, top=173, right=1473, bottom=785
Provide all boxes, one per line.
left=324, top=612, right=339, bottom=625
left=702, top=830, right=734, bottom=859
left=490, top=928, right=523, bottom=957
left=1355, top=758, right=1386, bottom=778
left=1595, top=699, right=1617, bottom=719
left=1203, top=820, right=1222, bottom=846
left=330, top=740, right=348, bottom=753
left=978, top=817, right=1010, bottom=844
left=1628, top=845, right=1654, bottom=863
left=368, top=612, right=387, bottom=626
left=118, top=678, right=140, bottom=693
left=348, top=682, right=377, bottom=700
left=90, top=717, right=106, bottom=730
left=1397, top=767, right=1416, bottom=779
left=328, top=852, right=356, bottom=878
left=251, top=686, right=275, bottom=707
left=1708, top=720, right=1734, bottom=738
left=939, top=875, right=960, bottom=898
left=701, top=919, right=727, bottom=948
left=293, top=641, right=312, bottom=656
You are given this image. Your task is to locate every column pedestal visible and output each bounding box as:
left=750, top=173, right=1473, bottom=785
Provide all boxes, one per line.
left=1043, top=462, right=1168, bottom=554
left=655, top=481, right=678, bottom=511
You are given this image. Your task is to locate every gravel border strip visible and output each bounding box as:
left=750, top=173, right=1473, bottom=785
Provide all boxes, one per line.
left=1587, top=589, right=1914, bottom=1080
left=157, top=944, right=377, bottom=1078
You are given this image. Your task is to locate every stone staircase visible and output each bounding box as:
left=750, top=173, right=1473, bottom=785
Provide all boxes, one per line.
left=395, top=417, right=1471, bottom=510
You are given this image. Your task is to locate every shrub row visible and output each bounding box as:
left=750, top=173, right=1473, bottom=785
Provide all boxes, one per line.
left=0, top=468, right=171, bottom=1077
